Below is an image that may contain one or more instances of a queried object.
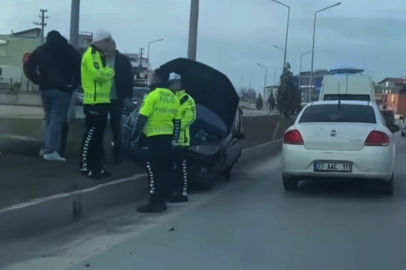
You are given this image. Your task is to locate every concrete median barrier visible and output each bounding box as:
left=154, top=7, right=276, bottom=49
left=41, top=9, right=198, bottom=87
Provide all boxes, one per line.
left=0, top=113, right=295, bottom=240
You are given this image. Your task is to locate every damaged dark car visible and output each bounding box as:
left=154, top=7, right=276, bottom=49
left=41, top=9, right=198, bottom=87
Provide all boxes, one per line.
left=122, top=58, right=245, bottom=189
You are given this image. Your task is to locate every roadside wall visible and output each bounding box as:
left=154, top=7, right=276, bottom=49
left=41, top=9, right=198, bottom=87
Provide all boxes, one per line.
left=0, top=114, right=295, bottom=155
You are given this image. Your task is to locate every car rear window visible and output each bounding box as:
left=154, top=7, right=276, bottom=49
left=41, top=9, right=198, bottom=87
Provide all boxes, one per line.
left=299, top=104, right=376, bottom=124
left=324, top=94, right=371, bottom=101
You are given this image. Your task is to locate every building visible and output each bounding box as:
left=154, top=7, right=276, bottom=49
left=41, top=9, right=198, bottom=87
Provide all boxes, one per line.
left=77, top=32, right=93, bottom=53
left=263, top=85, right=278, bottom=103
left=377, top=77, right=406, bottom=94
left=376, top=77, right=406, bottom=114
left=124, top=53, right=151, bottom=87
left=297, top=68, right=365, bottom=102
left=0, top=28, right=41, bottom=68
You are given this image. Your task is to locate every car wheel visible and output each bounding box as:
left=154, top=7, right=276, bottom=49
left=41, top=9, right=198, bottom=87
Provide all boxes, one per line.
left=402, top=131, right=405, bottom=137
left=381, top=174, right=394, bottom=196
left=283, top=175, right=298, bottom=191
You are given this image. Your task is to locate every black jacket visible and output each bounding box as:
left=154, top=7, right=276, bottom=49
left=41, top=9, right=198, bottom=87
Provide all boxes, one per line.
left=23, top=31, right=81, bottom=92
left=114, top=51, right=133, bottom=100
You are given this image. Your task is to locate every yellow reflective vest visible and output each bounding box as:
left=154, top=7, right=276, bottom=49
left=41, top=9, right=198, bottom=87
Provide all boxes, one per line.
left=176, top=91, right=196, bottom=146
left=139, top=88, right=181, bottom=137
left=81, top=46, right=115, bottom=104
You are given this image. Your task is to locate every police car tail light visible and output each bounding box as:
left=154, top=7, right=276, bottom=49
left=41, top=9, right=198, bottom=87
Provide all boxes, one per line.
left=364, top=131, right=390, bottom=146
left=284, top=130, right=304, bottom=145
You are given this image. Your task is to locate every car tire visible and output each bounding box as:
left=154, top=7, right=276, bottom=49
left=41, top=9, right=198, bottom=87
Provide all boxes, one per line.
left=283, top=175, right=298, bottom=191
left=381, top=174, right=394, bottom=196
left=401, top=131, right=405, bottom=137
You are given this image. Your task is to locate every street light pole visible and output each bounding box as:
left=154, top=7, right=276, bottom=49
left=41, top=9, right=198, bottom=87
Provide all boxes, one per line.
left=68, top=0, right=80, bottom=121
left=299, top=50, right=311, bottom=102
left=258, top=63, right=268, bottom=100
left=69, top=0, right=80, bottom=48
left=270, top=0, right=290, bottom=69
left=147, top=38, right=164, bottom=84
left=187, top=0, right=199, bottom=60
left=309, top=2, right=341, bottom=102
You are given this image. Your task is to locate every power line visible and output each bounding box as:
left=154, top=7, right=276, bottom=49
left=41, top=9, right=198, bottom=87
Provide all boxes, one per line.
left=34, top=9, right=49, bottom=44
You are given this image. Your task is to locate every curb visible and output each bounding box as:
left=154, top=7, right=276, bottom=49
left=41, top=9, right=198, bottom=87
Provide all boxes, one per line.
left=0, top=139, right=283, bottom=241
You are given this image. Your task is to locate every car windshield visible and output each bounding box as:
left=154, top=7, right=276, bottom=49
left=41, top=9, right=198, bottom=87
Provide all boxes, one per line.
left=299, top=104, right=377, bottom=124
left=324, top=94, right=371, bottom=101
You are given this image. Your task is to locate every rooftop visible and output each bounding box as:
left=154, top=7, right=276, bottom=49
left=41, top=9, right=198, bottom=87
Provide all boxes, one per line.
left=11, top=27, right=41, bottom=36
left=378, top=77, right=406, bottom=85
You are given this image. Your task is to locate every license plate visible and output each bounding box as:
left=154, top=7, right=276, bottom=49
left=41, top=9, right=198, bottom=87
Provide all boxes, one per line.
left=314, top=162, right=352, bottom=172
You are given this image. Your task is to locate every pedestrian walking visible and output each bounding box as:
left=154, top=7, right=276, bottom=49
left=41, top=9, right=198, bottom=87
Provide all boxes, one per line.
left=23, top=30, right=81, bottom=161
left=80, top=31, right=115, bottom=178
left=167, top=73, right=196, bottom=203
left=104, top=37, right=134, bottom=164
left=131, top=69, right=181, bottom=213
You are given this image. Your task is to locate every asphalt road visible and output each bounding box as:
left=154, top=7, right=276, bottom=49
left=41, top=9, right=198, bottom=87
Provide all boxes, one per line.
left=3, top=134, right=406, bottom=270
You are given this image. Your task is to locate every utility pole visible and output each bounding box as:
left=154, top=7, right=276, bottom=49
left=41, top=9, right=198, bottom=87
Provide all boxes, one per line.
left=187, top=0, right=199, bottom=60
left=139, top=48, right=144, bottom=84
left=249, top=75, right=251, bottom=90
left=69, top=0, right=80, bottom=48
left=34, top=9, right=48, bottom=45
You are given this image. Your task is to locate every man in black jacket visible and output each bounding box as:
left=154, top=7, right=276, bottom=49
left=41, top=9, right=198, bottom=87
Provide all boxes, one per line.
left=24, top=30, right=81, bottom=161
left=105, top=37, right=134, bottom=163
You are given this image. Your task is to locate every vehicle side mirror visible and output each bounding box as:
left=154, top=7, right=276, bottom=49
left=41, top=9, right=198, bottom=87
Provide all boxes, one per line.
left=234, top=131, right=245, bottom=140
left=388, top=124, right=400, bottom=133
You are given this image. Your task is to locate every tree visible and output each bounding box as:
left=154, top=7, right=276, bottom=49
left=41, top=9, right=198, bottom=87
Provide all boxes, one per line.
left=239, top=87, right=257, bottom=101
left=276, top=62, right=301, bottom=118
left=256, top=93, right=263, bottom=110
left=267, top=92, right=276, bottom=111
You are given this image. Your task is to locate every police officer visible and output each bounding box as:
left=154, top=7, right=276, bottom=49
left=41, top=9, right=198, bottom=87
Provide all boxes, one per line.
left=131, top=69, right=181, bottom=213
left=80, top=31, right=115, bottom=178
left=167, top=73, right=196, bottom=203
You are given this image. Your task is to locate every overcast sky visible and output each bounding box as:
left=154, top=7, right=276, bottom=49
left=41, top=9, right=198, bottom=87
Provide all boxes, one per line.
left=1, top=0, right=405, bottom=91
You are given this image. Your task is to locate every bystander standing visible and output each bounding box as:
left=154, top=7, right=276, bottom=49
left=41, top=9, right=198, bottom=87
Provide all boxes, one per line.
left=23, top=30, right=81, bottom=161
left=104, top=37, right=133, bottom=164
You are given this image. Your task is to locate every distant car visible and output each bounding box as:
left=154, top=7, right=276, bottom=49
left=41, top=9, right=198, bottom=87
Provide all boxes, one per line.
left=122, top=58, right=245, bottom=189
left=282, top=100, right=400, bottom=195
left=122, top=98, right=141, bottom=116
left=380, top=109, right=395, bottom=126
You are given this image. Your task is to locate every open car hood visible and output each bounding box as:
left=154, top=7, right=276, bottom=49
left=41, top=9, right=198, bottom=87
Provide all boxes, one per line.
left=159, top=58, right=239, bottom=133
